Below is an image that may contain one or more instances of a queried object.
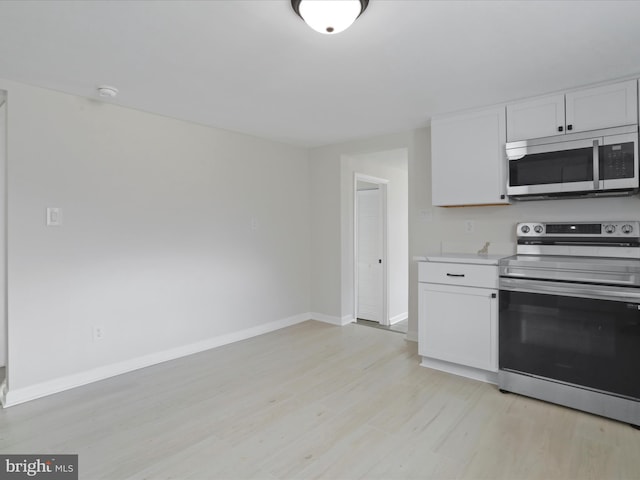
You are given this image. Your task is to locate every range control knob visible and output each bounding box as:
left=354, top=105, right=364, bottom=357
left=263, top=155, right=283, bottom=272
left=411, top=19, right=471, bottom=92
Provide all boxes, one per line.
left=604, top=224, right=616, bottom=234
left=534, top=225, right=543, bottom=234
left=521, top=225, right=530, bottom=234
left=622, top=224, right=634, bottom=234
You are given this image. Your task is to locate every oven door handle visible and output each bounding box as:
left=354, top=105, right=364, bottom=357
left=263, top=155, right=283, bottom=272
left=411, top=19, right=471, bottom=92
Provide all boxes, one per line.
left=500, top=277, right=640, bottom=303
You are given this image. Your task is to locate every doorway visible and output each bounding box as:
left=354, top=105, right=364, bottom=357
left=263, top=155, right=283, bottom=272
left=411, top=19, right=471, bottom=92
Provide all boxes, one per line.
left=354, top=173, right=389, bottom=326
left=347, top=148, right=409, bottom=336
left=356, top=181, right=384, bottom=323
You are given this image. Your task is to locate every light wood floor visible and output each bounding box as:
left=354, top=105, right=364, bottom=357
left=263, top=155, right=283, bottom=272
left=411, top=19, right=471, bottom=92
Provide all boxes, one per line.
left=1, top=320, right=639, bottom=479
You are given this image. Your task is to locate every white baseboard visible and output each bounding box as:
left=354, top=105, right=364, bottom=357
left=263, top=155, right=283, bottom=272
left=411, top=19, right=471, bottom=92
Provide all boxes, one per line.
left=405, top=330, right=418, bottom=342
left=342, top=314, right=355, bottom=325
left=420, top=356, right=497, bottom=385
left=390, top=312, right=408, bottom=325
left=1, top=313, right=310, bottom=408
left=310, top=312, right=354, bottom=326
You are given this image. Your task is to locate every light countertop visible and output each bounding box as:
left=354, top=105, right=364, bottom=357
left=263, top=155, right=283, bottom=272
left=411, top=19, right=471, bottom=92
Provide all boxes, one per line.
left=418, top=253, right=508, bottom=265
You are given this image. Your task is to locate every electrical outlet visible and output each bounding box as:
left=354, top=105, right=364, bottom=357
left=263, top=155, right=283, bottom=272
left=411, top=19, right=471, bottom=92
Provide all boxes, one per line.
left=46, top=207, right=62, bottom=226
left=464, top=220, right=475, bottom=233
left=419, top=209, right=433, bottom=222
left=93, top=326, right=105, bottom=341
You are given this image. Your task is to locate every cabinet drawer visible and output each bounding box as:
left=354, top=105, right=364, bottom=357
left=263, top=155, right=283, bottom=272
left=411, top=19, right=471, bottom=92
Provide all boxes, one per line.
left=419, top=262, right=498, bottom=289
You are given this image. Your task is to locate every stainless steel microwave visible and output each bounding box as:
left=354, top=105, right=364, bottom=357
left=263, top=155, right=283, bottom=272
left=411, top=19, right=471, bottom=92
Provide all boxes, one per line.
left=506, top=125, right=639, bottom=200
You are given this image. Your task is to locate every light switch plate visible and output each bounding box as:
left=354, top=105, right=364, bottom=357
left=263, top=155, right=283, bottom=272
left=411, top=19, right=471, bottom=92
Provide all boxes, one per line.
left=47, top=207, right=62, bottom=226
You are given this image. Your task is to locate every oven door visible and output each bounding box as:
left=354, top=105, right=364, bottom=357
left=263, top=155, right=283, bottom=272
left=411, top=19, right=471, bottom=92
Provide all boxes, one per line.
left=499, top=277, right=640, bottom=400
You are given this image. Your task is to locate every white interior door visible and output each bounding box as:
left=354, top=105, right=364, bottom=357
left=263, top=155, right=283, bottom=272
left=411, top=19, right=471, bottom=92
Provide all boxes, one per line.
left=357, top=188, right=383, bottom=322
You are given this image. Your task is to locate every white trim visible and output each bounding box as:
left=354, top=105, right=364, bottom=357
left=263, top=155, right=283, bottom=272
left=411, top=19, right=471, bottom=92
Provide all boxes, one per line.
left=0, top=379, right=6, bottom=407
left=420, top=356, right=498, bottom=385
left=389, top=312, right=408, bottom=325
left=1, top=313, right=310, bottom=408
left=355, top=173, right=390, bottom=186
left=342, top=314, right=355, bottom=325
left=310, top=312, right=353, bottom=326
left=405, top=330, right=418, bottom=342
left=0, top=98, right=6, bottom=372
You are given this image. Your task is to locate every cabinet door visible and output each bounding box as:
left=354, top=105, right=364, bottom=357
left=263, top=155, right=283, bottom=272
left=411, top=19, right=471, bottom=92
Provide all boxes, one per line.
left=565, top=80, right=638, bottom=133
left=431, top=106, right=508, bottom=206
left=506, top=94, right=565, bottom=142
left=418, top=283, right=497, bottom=372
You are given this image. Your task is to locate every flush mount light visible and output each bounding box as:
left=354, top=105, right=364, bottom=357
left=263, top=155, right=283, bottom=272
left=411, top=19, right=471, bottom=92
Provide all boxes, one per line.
left=291, top=0, right=369, bottom=35
left=97, top=85, right=118, bottom=98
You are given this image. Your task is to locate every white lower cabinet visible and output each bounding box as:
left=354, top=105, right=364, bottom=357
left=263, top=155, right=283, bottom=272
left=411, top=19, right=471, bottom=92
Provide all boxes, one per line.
left=418, top=259, right=499, bottom=379
left=418, top=283, right=497, bottom=372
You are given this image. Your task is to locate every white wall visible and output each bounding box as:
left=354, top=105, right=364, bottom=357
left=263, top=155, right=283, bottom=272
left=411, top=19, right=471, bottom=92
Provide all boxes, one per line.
left=408, top=127, right=431, bottom=341
left=0, top=79, right=310, bottom=404
left=0, top=93, right=6, bottom=368
left=345, top=150, right=408, bottom=323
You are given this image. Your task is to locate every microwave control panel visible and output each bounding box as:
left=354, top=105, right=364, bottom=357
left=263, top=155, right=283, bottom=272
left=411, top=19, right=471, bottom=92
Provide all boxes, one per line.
left=600, top=142, right=635, bottom=180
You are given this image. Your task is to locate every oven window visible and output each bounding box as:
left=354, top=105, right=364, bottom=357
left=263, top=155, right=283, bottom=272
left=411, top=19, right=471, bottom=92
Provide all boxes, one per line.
left=499, top=291, right=640, bottom=400
left=509, top=147, right=593, bottom=186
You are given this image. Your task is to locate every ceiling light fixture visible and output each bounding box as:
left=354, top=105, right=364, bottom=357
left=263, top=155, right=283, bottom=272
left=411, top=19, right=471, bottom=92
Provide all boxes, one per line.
left=291, top=0, right=369, bottom=35
left=97, top=85, right=118, bottom=98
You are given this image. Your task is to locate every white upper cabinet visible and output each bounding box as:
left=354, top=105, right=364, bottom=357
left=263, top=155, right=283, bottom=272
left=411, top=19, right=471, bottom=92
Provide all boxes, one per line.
left=431, top=105, right=509, bottom=207
left=506, top=94, right=565, bottom=142
left=565, top=80, right=638, bottom=133
left=506, top=79, right=638, bottom=143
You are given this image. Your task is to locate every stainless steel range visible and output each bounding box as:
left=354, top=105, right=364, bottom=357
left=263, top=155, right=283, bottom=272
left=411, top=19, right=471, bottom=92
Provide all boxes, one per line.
left=498, top=221, right=640, bottom=427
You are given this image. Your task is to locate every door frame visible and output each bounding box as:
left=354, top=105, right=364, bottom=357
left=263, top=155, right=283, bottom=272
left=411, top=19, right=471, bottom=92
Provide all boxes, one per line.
left=0, top=93, right=7, bottom=401
left=353, top=173, right=389, bottom=325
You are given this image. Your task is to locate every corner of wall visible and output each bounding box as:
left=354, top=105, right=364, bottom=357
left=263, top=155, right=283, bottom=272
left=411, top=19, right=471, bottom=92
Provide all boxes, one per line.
left=0, top=378, right=7, bottom=407
left=310, top=312, right=354, bottom=326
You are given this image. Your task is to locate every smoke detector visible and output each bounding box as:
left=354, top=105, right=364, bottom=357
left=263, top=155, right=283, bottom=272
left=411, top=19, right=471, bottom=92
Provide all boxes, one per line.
left=97, top=85, right=118, bottom=98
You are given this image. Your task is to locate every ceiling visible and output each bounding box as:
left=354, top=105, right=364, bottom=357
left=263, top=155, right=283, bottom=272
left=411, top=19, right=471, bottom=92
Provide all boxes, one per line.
left=1, top=1, right=640, bottom=147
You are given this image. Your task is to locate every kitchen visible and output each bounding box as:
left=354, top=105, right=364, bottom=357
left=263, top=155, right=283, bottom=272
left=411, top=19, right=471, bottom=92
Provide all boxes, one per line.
left=417, top=76, right=640, bottom=428
left=1, top=1, right=640, bottom=477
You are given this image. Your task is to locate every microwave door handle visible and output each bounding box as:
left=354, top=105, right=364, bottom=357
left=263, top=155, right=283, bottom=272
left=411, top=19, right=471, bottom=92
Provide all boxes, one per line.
left=593, top=139, right=600, bottom=190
